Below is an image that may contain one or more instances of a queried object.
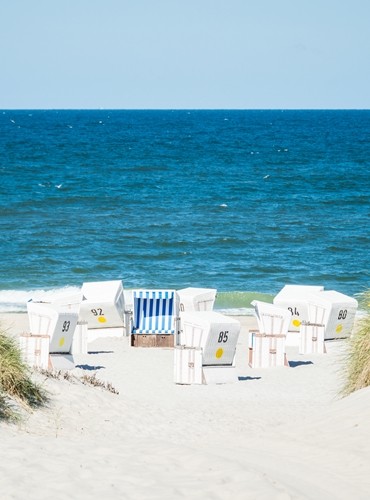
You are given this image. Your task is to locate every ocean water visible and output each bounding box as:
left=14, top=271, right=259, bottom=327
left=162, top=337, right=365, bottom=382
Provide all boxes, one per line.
left=0, top=110, right=369, bottom=313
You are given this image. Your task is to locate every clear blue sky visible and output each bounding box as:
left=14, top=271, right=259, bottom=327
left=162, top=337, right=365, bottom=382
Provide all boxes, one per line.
left=1, top=0, right=369, bottom=109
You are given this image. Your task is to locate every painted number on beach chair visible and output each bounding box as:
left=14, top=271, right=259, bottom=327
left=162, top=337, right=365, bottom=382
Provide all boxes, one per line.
left=91, top=308, right=104, bottom=316
left=338, top=309, right=347, bottom=320
left=62, top=321, right=70, bottom=332
left=288, top=307, right=299, bottom=316
left=218, top=331, right=229, bottom=343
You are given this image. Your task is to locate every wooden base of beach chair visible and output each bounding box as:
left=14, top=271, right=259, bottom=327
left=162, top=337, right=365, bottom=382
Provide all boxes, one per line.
left=248, top=331, right=289, bottom=368
left=131, top=334, right=174, bottom=348
left=131, top=334, right=156, bottom=348
left=299, top=323, right=326, bottom=354
left=19, top=334, right=50, bottom=370
left=156, top=334, right=174, bottom=348
left=174, top=346, right=203, bottom=384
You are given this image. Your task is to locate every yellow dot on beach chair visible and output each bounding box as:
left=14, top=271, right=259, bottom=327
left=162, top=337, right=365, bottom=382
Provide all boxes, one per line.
left=215, top=348, right=224, bottom=359
left=292, top=319, right=301, bottom=327
left=59, top=337, right=65, bottom=347
left=336, top=324, right=343, bottom=334
left=98, top=316, right=106, bottom=323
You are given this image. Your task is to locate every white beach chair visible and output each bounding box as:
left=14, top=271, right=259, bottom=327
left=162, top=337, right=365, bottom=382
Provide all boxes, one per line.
left=79, top=280, right=126, bottom=341
left=307, top=290, right=358, bottom=339
left=26, top=300, right=78, bottom=369
left=251, top=300, right=291, bottom=336
left=130, top=290, right=180, bottom=347
left=273, top=285, right=325, bottom=336
left=175, top=311, right=240, bottom=384
left=51, top=290, right=83, bottom=314
left=178, top=287, right=217, bottom=312
left=249, top=300, right=291, bottom=368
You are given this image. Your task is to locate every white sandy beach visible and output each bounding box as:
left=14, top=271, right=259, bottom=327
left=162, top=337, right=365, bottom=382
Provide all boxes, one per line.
left=1, top=313, right=370, bottom=500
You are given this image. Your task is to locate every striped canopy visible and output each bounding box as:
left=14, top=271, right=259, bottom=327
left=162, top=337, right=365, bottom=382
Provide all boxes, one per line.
left=133, top=290, right=176, bottom=334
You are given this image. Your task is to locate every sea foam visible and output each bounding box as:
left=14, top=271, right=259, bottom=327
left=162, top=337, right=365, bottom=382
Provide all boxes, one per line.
left=0, top=286, right=82, bottom=313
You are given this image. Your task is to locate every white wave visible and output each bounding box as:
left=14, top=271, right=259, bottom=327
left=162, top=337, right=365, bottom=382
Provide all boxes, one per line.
left=0, top=286, right=82, bottom=313
left=216, top=307, right=255, bottom=316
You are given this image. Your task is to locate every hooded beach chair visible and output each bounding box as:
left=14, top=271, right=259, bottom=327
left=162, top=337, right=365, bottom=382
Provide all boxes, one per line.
left=174, top=311, right=241, bottom=384
left=249, top=300, right=292, bottom=368
left=79, top=280, right=126, bottom=341
left=177, top=287, right=217, bottom=345
left=307, top=290, right=358, bottom=340
left=178, top=287, right=217, bottom=312
left=273, top=284, right=324, bottom=337
left=130, top=290, right=180, bottom=347
left=22, top=300, right=79, bottom=369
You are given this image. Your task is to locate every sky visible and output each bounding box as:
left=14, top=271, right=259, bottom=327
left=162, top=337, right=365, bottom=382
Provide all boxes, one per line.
left=1, top=0, right=369, bottom=109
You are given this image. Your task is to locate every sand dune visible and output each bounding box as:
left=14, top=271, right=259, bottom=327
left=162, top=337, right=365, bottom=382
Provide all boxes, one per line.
left=1, top=313, right=369, bottom=499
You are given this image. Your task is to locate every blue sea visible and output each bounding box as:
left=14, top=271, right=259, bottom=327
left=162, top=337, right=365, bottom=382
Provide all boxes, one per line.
left=0, top=110, right=369, bottom=313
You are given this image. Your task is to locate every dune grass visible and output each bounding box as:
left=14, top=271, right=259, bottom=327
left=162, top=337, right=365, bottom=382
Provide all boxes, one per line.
left=0, top=392, right=17, bottom=421
left=0, top=330, right=49, bottom=422
left=342, top=289, right=370, bottom=396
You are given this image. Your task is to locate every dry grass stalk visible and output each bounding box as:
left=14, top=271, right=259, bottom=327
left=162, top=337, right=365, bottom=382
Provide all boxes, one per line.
left=37, top=368, right=119, bottom=395
left=80, top=373, right=119, bottom=394
left=0, top=331, right=49, bottom=422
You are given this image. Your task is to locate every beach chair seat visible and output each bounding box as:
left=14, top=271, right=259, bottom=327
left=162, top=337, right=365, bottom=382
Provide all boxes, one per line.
left=130, top=290, right=180, bottom=347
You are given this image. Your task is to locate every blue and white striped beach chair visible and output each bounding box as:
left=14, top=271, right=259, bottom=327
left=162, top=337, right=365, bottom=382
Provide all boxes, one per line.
left=132, top=290, right=178, bottom=334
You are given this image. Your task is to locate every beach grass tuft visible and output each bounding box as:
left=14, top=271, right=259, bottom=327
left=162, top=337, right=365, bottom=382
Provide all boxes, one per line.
left=0, top=330, right=49, bottom=420
left=342, top=289, right=370, bottom=396
left=0, top=392, right=19, bottom=422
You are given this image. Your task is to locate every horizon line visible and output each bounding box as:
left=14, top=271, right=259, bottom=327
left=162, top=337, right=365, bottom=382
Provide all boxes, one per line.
left=1, top=107, right=370, bottom=112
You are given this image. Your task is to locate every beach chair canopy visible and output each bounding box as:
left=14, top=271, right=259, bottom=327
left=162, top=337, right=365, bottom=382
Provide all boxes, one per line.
left=132, top=290, right=178, bottom=334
